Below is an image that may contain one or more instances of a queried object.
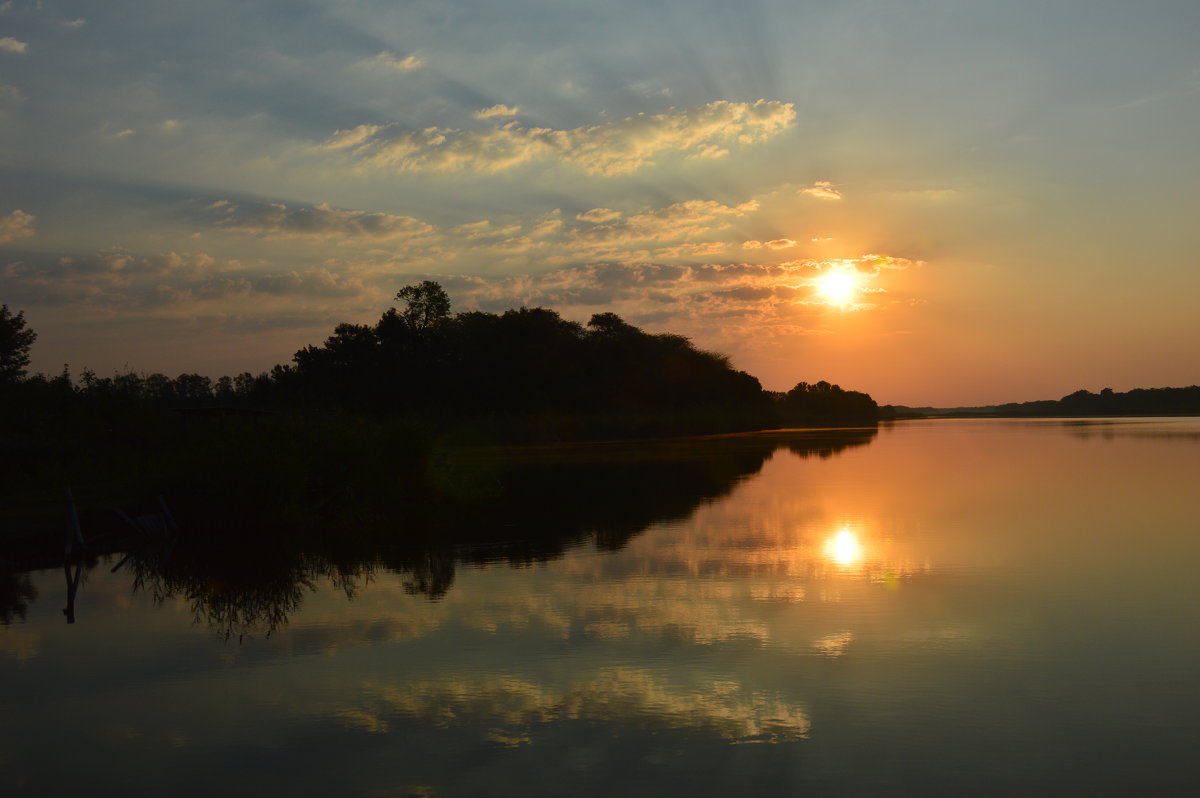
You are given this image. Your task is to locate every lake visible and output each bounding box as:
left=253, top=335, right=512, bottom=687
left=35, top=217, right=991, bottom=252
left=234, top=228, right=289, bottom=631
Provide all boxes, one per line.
left=3, top=418, right=1199, bottom=796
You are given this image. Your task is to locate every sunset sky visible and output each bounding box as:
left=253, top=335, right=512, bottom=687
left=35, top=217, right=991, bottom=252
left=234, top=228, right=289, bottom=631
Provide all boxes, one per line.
left=2, top=0, right=1197, bottom=406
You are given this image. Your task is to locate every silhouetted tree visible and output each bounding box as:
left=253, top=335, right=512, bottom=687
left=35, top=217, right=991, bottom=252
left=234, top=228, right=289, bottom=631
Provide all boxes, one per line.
left=0, top=304, right=36, bottom=382
left=388, top=280, right=452, bottom=333
left=780, top=380, right=879, bottom=424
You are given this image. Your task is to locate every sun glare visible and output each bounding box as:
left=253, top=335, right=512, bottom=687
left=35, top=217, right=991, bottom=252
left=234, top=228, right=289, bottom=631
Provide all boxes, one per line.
left=815, top=270, right=858, bottom=306
left=824, top=528, right=863, bottom=567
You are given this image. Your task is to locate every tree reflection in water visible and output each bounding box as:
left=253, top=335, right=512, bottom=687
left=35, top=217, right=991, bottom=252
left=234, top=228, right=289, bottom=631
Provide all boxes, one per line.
left=119, top=428, right=876, bottom=639
left=0, top=569, right=38, bottom=625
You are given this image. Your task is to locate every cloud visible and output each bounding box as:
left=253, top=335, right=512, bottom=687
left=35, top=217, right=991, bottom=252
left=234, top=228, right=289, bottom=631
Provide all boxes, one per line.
left=219, top=202, right=435, bottom=242
left=766, top=238, right=797, bottom=250
left=346, top=668, right=810, bottom=743
left=63, top=18, right=86, bottom=28
left=426, top=250, right=912, bottom=339
left=320, top=124, right=383, bottom=151
left=0, top=37, right=28, bottom=55
left=363, top=51, right=423, bottom=72
left=800, top=181, right=842, bottom=201
left=856, top=253, right=917, bottom=274
left=319, top=100, right=796, bottom=176
left=576, top=208, right=621, bottom=224
left=474, top=104, right=519, bottom=119
left=0, top=209, right=35, bottom=242
left=2, top=249, right=372, bottom=312
left=569, top=199, right=758, bottom=246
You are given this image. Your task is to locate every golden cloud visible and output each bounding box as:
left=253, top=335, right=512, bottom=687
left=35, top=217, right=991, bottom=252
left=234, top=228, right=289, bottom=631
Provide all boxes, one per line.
left=319, top=100, right=796, bottom=176
left=474, top=104, right=519, bottom=119
left=569, top=199, right=758, bottom=246
left=363, top=51, right=423, bottom=72
left=800, top=181, right=842, bottom=201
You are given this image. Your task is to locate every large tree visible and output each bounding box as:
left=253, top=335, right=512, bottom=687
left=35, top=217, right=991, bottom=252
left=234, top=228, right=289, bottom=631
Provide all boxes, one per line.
left=0, top=304, right=36, bottom=382
left=389, top=280, right=451, bottom=333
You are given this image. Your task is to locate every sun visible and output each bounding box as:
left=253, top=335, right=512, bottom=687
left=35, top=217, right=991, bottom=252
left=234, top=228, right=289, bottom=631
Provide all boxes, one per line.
left=815, top=270, right=859, bottom=306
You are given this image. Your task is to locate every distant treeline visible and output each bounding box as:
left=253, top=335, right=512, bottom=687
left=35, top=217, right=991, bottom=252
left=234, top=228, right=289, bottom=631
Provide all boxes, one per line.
left=3, top=284, right=882, bottom=443
left=891, top=385, right=1200, bottom=418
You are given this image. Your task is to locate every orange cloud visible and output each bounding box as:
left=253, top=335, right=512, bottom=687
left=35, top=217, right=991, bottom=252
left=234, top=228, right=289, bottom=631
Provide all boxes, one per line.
left=800, top=181, right=842, bottom=201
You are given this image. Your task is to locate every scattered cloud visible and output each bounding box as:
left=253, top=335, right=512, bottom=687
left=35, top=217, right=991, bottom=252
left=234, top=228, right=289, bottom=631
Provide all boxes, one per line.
left=344, top=668, right=811, bottom=743
left=766, top=238, right=797, bottom=250
left=62, top=18, right=87, bottom=28
left=431, top=251, right=910, bottom=335
left=219, top=202, right=435, bottom=242
left=800, top=181, right=842, bottom=201
left=576, top=208, right=621, bottom=224
left=0, top=37, right=28, bottom=55
left=856, top=253, right=916, bottom=274
left=2, top=249, right=371, bottom=312
left=529, top=213, right=563, bottom=237
left=363, top=51, right=423, bottom=72
left=320, top=124, right=382, bottom=151
left=319, top=100, right=796, bottom=176
left=0, top=209, right=35, bottom=242
left=474, top=104, right=519, bottom=119
left=569, top=199, right=758, bottom=246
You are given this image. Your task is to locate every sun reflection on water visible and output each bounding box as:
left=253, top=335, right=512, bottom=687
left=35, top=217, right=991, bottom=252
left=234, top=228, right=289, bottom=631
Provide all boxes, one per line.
left=824, top=527, right=864, bottom=568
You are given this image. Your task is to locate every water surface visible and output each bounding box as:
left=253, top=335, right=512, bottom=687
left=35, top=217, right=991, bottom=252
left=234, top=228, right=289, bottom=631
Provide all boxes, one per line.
left=3, top=418, right=1199, bottom=796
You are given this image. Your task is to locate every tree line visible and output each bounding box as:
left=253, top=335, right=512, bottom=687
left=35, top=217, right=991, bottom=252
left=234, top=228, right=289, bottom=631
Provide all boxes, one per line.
left=1, top=285, right=882, bottom=441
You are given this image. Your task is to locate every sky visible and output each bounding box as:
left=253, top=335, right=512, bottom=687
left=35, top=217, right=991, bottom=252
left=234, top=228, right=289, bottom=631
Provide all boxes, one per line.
left=1, top=0, right=1198, bottom=406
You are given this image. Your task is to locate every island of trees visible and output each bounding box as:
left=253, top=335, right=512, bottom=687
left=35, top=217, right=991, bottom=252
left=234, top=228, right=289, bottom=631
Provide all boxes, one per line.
left=1, top=287, right=881, bottom=545
left=1, top=284, right=882, bottom=442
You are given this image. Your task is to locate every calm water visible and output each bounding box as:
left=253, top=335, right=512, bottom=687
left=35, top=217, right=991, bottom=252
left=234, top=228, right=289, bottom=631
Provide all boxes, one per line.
left=3, top=418, right=1200, bottom=796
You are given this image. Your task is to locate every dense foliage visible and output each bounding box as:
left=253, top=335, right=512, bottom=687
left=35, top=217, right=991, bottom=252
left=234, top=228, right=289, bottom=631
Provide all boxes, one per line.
left=4, top=282, right=881, bottom=443
left=1, top=284, right=883, bottom=520
left=0, top=304, right=36, bottom=383
left=282, top=283, right=780, bottom=434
